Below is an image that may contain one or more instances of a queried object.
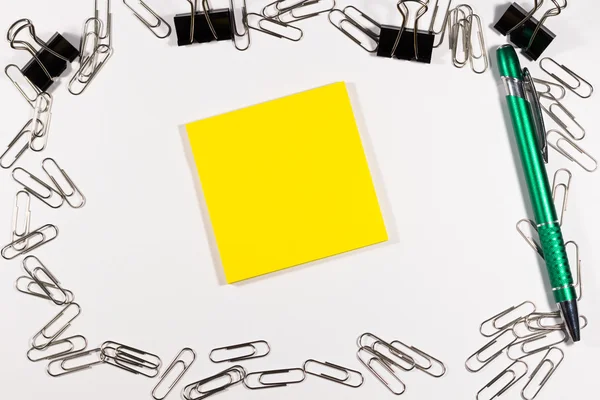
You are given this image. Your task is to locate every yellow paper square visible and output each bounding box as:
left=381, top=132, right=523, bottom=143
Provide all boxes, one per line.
left=186, top=82, right=388, bottom=283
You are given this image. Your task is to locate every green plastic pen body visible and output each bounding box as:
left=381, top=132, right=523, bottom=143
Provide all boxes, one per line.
left=497, top=45, right=580, bottom=341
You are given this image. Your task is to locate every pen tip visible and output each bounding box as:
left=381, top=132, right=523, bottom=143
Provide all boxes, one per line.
left=559, top=300, right=581, bottom=342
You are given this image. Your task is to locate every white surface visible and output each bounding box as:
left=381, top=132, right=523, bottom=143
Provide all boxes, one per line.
left=0, top=0, right=599, bottom=399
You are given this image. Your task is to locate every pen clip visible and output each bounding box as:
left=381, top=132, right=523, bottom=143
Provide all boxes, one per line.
left=523, top=68, right=548, bottom=163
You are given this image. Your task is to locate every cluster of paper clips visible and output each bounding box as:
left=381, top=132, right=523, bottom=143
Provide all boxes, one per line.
left=356, top=332, right=447, bottom=395
left=16, top=320, right=448, bottom=399
left=169, top=0, right=338, bottom=48
left=1, top=9, right=88, bottom=258
left=531, top=58, right=596, bottom=173
left=70, top=0, right=114, bottom=95
left=173, top=340, right=365, bottom=398
left=0, top=93, right=52, bottom=170
left=1, top=1, right=597, bottom=400
left=179, top=360, right=361, bottom=397
left=13, top=255, right=167, bottom=383
left=328, top=1, right=489, bottom=72
left=29, top=334, right=371, bottom=399
left=445, top=3, right=488, bottom=73
left=468, top=211, right=587, bottom=400
left=10, top=255, right=164, bottom=380
left=1, top=2, right=114, bottom=173
left=47, top=341, right=163, bottom=377
left=1, top=158, right=84, bottom=260
left=466, top=296, right=587, bottom=400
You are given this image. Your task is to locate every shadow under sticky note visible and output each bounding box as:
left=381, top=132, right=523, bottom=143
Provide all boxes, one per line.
left=186, top=82, right=388, bottom=283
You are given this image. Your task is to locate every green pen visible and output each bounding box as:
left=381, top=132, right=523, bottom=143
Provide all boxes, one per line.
left=497, top=45, right=580, bottom=342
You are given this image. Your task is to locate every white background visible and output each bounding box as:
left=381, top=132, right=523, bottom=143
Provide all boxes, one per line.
left=0, top=1, right=598, bottom=399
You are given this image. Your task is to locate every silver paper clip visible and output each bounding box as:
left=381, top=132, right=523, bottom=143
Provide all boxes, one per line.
left=521, top=347, right=564, bottom=400
left=16, top=276, right=75, bottom=304
left=12, top=167, right=64, bottom=208
left=209, top=340, right=270, bottom=363
left=357, top=333, right=416, bottom=372
left=450, top=14, right=469, bottom=68
left=4, top=64, right=41, bottom=107
left=389, top=339, right=447, bottom=377
left=123, top=0, right=172, bottom=39
left=69, top=44, right=113, bottom=95
left=263, top=0, right=311, bottom=18
left=328, top=6, right=380, bottom=53
left=1, top=224, right=59, bottom=260
left=565, top=241, right=582, bottom=301
left=0, top=119, right=43, bottom=170
left=371, top=340, right=416, bottom=371
left=540, top=94, right=585, bottom=140
left=476, top=360, right=528, bottom=400
left=552, top=168, right=571, bottom=226
left=30, top=92, right=53, bottom=152
left=276, top=0, right=337, bottom=24
left=540, top=57, right=594, bottom=99
left=357, top=346, right=406, bottom=395
left=479, top=301, right=536, bottom=337
left=467, top=14, right=489, bottom=74
left=512, top=318, right=542, bottom=339
left=547, top=129, right=597, bottom=173
left=430, top=0, right=453, bottom=48
left=31, top=303, right=81, bottom=349
left=247, top=13, right=304, bottom=41
left=182, top=365, right=245, bottom=399
left=303, top=359, right=364, bottom=388
left=231, top=0, right=250, bottom=51
left=27, top=335, right=87, bottom=362
left=516, top=219, right=543, bottom=258
left=23, top=255, right=71, bottom=306
left=448, top=4, right=473, bottom=68
left=101, top=341, right=162, bottom=377
left=95, top=0, right=113, bottom=47
left=41, top=158, right=86, bottom=208
left=506, top=330, right=567, bottom=360
left=244, top=368, right=306, bottom=390
left=11, top=191, right=31, bottom=251
left=47, top=348, right=105, bottom=377
left=525, top=311, right=588, bottom=332
left=465, top=329, right=518, bottom=373
left=534, top=77, right=566, bottom=100
left=152, top=348, right=196, bottom=400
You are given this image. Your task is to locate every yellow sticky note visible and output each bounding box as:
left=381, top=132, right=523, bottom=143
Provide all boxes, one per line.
left=186, top=82, right=388, bottom=283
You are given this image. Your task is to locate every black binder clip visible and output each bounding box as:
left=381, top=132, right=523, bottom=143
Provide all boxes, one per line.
left=174, top=0, right=233, bottom=46
left=494, top=1, right=566, bottom=61
left=377, top=1, right=435, bottom=64
left=7, top=19, right=79, bottom=92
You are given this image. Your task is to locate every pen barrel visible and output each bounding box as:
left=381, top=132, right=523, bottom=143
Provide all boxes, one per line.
left=506, top=96, right=556, bottom=223
left=537, top=223, right=576, bottom=302
left=505, top=95, right=575, bottom=302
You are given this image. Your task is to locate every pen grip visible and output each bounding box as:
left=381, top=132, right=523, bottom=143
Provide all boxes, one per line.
left=537, top=223, right=575, bottom=303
